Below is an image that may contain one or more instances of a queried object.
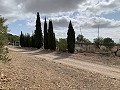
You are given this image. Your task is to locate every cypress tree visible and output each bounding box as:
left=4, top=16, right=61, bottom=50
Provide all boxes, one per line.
left=20, top=31, right=24, bottom=47
left=26, top=33, right=31, bottom=47
left=67, top=20, right=75, bottom=53
left=34, top=12, right=43, bottom=49
left=31, top=33, right=35, bottom=47
left=20, top=31, right=23, bottom=47
left=22, top=34, right=25, bottom=47
left=44, top=17, right=49, bottom=49
left=24, top=34, right=27, bottom=47
left=48, top=20, right=56, bottom=50
left=53, top=33, right=56, bottom=50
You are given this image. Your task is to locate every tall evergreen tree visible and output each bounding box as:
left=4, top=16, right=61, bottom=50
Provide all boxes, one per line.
left=53, top=33, right=56, bottom=50
left=31, top=33, right=35, bottom=47
left=34, top=12, right=43, bottom=49
left=20, top=31, right=24, bottom=47
left=44, top=17, right=49, bottom=49
left=26, top=33, right=31, bottom=47
left=67, top=20, right=75, bottom=53
left=48, top=20, right=56, bottom=50
left=20, top=33, right=31, bottom=47
left=23, top=34, right=27, bottom=47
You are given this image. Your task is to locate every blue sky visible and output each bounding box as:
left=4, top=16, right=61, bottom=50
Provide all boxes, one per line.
left=102, top=11, right=120, bottom=20
left=0, top=0, right=120, bottom=43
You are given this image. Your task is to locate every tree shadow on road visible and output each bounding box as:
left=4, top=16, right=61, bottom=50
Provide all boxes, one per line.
left=31, top=49, right=54, bottom=55
left=53, top=52, right=72, bottom=60
left=9, top=46, right=73, bottom=60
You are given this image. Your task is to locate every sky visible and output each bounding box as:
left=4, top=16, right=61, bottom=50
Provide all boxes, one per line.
left=0, top=0, right=120, bottom=43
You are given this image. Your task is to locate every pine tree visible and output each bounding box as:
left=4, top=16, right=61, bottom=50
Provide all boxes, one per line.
left=67, top=20, right=75, bottom=53
left=48, top=20, right=56, bottom=50
left=44, top=17, right=49, bottom=49
left=34, top=12, right=43, bottom=49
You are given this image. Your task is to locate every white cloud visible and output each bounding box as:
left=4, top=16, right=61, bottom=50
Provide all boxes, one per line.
left=22, top=0, right=86, bottom=14
left=0, top=0, right=120, bottom=42
left=80, top=0, right=120, bottom=16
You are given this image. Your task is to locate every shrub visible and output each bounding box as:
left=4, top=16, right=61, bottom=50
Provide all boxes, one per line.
left=0, top=16, right=11, bottom=62
left=58, top=39, right=67, bottom=52
left=103, top=38, right=115, bottom=50
left=94, top=37, right=103, bottom=49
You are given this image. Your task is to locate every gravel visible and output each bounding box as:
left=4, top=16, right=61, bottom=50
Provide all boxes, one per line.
left=0, top=50, right=119, bottom=90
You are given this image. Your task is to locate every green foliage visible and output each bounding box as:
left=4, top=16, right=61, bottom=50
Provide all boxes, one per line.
left=0, top=16, right=10, bottom=62
left=48, top=20, right=56, bottom=50
left=67, top=21, right=75, bottom=53
left=20, top=32, right=32, bottom=47
left=58, top=39, right=67, bottom=52
left=94, top=37, right=103, bottom=49
left=76, top=34, right=84, bottom=43
left=20, top=31, right=24, bottom=47
left=0, top=47, right=11, bottom=63
left=44, top=17, right=49, bottom=49
left=76, top=34, right=91, bottom=44
left=31, top=34, right=35, bottom=47
left=25, top=33, right=31, bottom=47
left=0, top=17, right=8, bottom=45
left=34, top=12, right=43, bottom=49
left=8, top=33, right=19, bottom=43
left=103, top=38, right=115, bottom=50
left=53, top=33, right=56, bottom=50
left=20, top=12, right=43, bottom=49
left=83, top=38, right=91, bottom=44
left=0, top=17, right=7, bottom=34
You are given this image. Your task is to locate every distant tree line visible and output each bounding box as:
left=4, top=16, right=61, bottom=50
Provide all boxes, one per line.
left=93, top=37, right=115, bottom=50
left=20, top=12, right=118, bottom=53
left=8, top=33, right=19, bottom=43
left=76, top=35, right=115, bottom=50
left=20, top=12, right=57, bottom=50
left=20, top=12, right=75, bottom=53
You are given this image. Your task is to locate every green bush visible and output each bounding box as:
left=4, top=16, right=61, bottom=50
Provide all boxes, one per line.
left=103, top=38, right=115, bottom=50
left=0, top=47, right=11, bottom=63
left=58, top=39, right=67, bottom=52
left=94, top=37, right=103, bottom=49
left=0, top=16, right=11, bottom=62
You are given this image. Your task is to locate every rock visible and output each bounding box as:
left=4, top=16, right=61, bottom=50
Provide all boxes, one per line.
left=0, top=73, right=10, bottom=82
left=116, top=50, right=120, bottom=57
left=100, top=46, right=107, bottom=52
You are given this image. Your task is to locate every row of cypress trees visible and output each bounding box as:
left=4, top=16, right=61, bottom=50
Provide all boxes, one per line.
left=44, top=18, right=56, bottom=50
left=20, top=12, right=56, bottom=50
left=20, top=32, right=32, bottom=47
left=20, top=12, right=75, bottom=53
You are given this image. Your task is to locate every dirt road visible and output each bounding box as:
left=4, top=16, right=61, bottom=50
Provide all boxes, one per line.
left=0, top=46, right=119, bottom=89
left=8, top=46, right=120, bottom=79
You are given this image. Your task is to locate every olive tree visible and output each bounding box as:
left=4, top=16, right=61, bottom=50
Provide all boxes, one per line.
left=103, top=38, right=115, bottom=50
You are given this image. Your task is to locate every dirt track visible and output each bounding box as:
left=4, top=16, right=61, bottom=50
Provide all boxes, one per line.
left=9, top=46, right=120, bottom=79
left=0, top=46, right=119, bottom=90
